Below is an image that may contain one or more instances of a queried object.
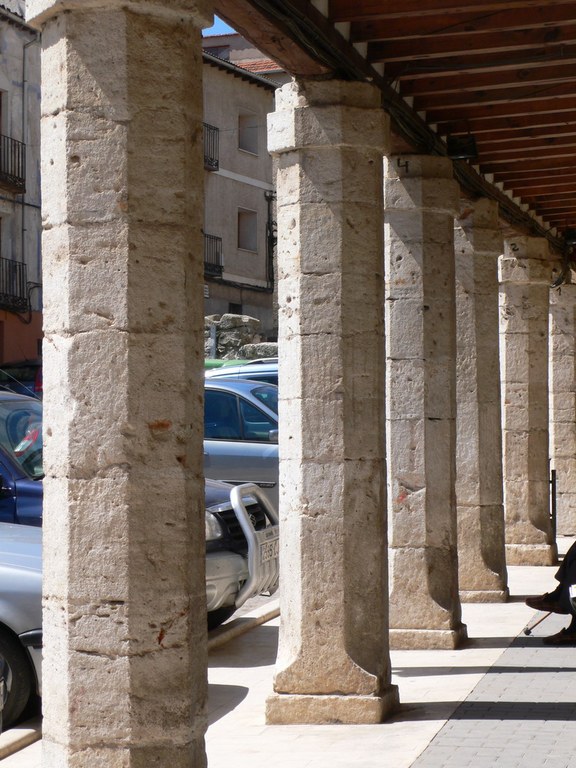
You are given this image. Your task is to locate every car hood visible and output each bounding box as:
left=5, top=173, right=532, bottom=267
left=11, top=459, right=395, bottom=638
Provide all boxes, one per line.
left=205, top=478, right=235, bottom=507
left=0, top=523, right=42, bottom=573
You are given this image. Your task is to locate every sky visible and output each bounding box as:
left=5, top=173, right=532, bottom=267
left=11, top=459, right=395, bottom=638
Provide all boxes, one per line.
left=203, top=16, right=236, bottom=36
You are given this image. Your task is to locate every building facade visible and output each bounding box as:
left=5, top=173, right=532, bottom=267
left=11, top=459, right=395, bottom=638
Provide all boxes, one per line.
left=202, top=48, right=278, bottom=339
left=0, top=1, right=41, bottom=362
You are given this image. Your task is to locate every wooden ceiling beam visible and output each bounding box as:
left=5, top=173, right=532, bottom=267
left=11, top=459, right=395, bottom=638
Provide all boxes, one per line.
left=496, top=171, right=576, bottom=185
left=437, top=113, right=576, bottom=136
left=400, top=62, right=576, bottom=97
left=533, top=203, right=576, bottom=214
left=479, top=134, right=576, bottom=154
left=446, top=124, right=576, bottom=143
left=426, top=96, right=576, bottom=123
left=368, top=26, right=576, bottom=63
left=330, top=0, right=576, bottom=23
left=415, top=82, right=572, bottom=111
left=508, top=180, right=576, bottom=194
left=352, top=5, right=576, bottom=43
left=486, top=159, right=575, bottom=175
left=386, top=46, right=576, bottom=79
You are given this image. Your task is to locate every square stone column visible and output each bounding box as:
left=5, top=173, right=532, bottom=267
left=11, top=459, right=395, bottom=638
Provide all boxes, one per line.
left=499, top=237, right=557, bottom=565
left=384, top=155, right=467, bottom=650
left=549, top=281, right=576, bottom=535
left=27, top=2, right=211, bottom=766
left=455, top=200, right=508, bottom=602
left=266, top=79, right=399, bottom=725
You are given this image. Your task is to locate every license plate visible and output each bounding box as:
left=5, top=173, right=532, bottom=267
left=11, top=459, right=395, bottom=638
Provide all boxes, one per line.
left=260, top=538, right=279, bottom=563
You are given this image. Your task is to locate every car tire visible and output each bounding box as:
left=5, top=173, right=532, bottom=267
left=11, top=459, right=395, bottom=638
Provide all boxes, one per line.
left=207, top=606, right=236, bottom=631
left=0, top=630, right=33, bottom=729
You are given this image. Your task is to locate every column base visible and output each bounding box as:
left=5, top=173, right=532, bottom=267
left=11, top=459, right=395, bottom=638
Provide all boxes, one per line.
left=460, top=588, right=509, bottom=603
left=505, top=543, right=558, bottom=566
left=389, top=623, right=468, bottom=650
left=266, top=685, right=399, bottom=725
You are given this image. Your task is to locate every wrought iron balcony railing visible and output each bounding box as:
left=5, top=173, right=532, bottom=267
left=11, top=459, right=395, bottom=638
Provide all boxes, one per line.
left=203, top=123, right=219, bottom=171
left=0, top=256, right=28, bottom=312
left=204, top=233, right=223, bottom=277
left=0, top=135, right=25, bottom=193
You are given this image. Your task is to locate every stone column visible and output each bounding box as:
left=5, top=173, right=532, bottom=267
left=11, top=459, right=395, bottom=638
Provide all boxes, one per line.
left=27, top=2, right=211, bottom=766
left=385, top=154, right=466, bottom=650
left=455, top=200, right=508, bottom=602
left=499, top=237, right=557, bottom=565
left=549, top=281, right=576, bottom=535
left=266, top=79, right=399, bottom=725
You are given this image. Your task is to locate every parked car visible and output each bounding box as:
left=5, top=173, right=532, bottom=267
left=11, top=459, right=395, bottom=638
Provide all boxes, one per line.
left=0, top=480, right=278, bottom=727
left=0, top=393, right=42, bottom=527
left=205, top=358, right=278, bottom=386
left=204, top=378, right=279, bottom=508
left=0, top=523, right=42, bottom=729
left=0, top=383, right=280, bottom=526
left=0, top=359, right=42, bottom=400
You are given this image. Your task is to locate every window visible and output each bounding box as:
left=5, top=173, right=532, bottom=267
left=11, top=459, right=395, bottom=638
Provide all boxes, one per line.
left=238, top=209, right=257, bottom=252
left=238, top=112, right=258, bottom=155
left=228, top=302, right=242, bottom=315
left=239, top=399, right=277, bottom=441
left=204, top=389, right=277, bottom=443
left=204, top=391, right=241, bottom=439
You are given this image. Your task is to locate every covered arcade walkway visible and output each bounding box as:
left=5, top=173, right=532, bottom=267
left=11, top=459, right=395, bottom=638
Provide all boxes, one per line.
left=22, top=0, right=576, bottom=765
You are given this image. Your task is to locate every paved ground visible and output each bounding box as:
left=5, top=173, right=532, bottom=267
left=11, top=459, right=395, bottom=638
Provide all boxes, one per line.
left=3, top=539, right=575, bottom=767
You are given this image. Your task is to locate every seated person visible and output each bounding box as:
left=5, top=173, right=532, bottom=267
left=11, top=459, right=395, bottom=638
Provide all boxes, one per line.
left=526, top=540, right=576, bottom=645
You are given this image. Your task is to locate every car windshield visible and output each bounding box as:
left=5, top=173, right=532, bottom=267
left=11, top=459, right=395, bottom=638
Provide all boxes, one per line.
left=251, top=384, right=278, bottom=415
left=0, top=398, right=43, bottom=479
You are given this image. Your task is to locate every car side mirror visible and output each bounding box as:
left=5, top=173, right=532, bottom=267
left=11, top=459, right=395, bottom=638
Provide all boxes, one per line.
left=268, top=429, right=278, bottom=444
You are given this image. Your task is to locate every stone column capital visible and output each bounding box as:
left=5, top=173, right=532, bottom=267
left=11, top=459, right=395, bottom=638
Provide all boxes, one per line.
left=384, top=154, right=459, bottom=215
left=267, top=78, right=389, bottom=156
left=455, top=199, right=503, bottom=256
left=27, top=0, right=212, bottom=28
left=500, top=236, right=554, bottom=284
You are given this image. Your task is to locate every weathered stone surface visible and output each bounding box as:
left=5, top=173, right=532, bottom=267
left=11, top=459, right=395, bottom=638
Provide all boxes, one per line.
left=499, top=239, right=557, bottom=565
left=385, top=155, right=466, bottom=649
left=455, top=200, right=507, bottom=602
left=267, top=78, right=398, bottom=722
left=266, top=690, right=400, bottom=725
left=549, top=284, right=576, bottom=535
left=31, top=3, right=208, bottom=766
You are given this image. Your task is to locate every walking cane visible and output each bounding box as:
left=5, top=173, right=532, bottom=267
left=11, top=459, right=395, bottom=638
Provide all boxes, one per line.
left=524, top=611, right=553, bottom=636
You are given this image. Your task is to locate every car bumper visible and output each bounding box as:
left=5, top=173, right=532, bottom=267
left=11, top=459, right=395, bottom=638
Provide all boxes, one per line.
left=205, top=551, right=249, bottom=612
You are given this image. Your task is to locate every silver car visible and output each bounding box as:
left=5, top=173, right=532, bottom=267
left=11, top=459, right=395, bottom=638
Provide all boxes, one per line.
left=0, top=523, right=42, bottom=729
left=204, top=378, right=279, bottom=509
left=206, top=358, right=278, bottom=386
left=0, top=480, right=279, bottom=727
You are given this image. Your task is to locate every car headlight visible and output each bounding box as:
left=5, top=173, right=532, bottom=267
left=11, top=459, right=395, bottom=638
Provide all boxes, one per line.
left=205, top=510, right=224, bottom=541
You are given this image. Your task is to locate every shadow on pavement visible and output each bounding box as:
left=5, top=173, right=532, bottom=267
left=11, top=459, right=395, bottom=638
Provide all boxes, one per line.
left=208, top=684, right=249, bottom=725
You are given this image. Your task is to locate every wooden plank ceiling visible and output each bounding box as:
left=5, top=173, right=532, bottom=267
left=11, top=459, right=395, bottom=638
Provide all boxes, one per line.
left=216, top=0, right=576, bottom=251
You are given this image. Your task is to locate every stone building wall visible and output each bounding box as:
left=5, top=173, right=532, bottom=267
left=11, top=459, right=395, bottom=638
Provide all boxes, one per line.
left=205, top=313, right=278, bottom=359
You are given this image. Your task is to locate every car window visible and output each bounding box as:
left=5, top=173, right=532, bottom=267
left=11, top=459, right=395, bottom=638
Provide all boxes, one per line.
left=0, top=399, right=43, bottom=479
left=245, top=373, right=278, bottom=386
left=250, top=384, right=278, bottom=414
left=204, top=391, right=242, bottom=439
left=239, top=399, right=276, bottom=441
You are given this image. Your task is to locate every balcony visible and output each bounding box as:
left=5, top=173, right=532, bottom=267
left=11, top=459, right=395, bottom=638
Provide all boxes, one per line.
left=204, top=233, right=223, bottom=277
left=203, top=123, right=219, bottom=171
left=0, top=135, right=25, bottom=193
left=0, top=257, right=28, bottom=312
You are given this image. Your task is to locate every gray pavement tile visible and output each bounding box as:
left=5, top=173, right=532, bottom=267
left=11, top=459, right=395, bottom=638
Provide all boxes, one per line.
left=410, top=627, right=576, bottom=768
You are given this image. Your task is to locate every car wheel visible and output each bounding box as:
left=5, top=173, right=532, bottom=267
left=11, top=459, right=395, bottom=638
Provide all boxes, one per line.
left=0, top=631, right=32, bottom=729
left=208, top=606, right=236, bottom=631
